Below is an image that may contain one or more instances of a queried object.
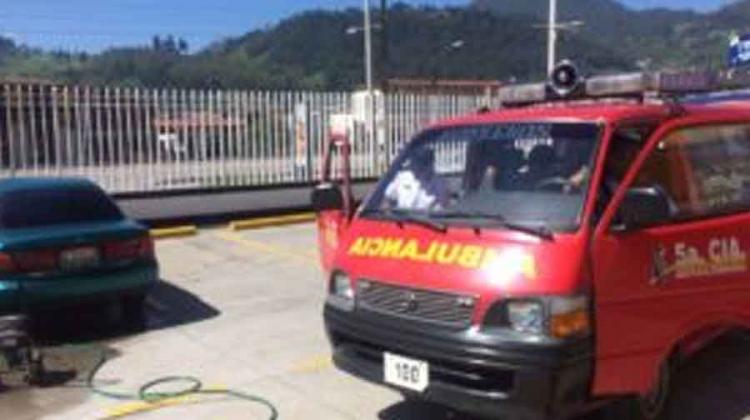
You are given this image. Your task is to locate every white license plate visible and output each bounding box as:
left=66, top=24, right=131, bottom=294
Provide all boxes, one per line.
left=60, top=247, right=100, bottom=270
left=383, top=352, right=429, bottom=393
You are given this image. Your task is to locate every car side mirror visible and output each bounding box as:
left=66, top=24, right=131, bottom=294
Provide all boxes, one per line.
left=312, top=183, right=344, bottom=212
left=614, top=186, right=672, bottom=231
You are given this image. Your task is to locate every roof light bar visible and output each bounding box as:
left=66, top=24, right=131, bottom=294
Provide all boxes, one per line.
left=498, top=63, right=750, bottom=107
left=497, top=83, right=547, bottom=105
left=585, top=73, right=649, bottom=97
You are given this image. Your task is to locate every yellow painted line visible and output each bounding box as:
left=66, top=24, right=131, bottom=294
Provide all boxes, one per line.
left=215, top=231, right=317, bottom=266
left=102, top=385, right=229, bottom=419
left=229, top=213, right=316, bottom=231
left=103, top=395, right=198, bottom=418
left=150, top=225, right=198, bottom=239
left=290, top=353, right=334, bottom=374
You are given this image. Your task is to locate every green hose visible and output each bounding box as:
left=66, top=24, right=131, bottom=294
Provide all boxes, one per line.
left=84, top=348, right=279, bottom=419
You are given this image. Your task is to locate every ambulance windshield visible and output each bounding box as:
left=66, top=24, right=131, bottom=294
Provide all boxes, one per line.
left=364, top=122, right=601, bottom=232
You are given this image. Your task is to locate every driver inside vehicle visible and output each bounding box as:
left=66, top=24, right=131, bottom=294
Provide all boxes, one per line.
left=469, top=143, right=526, bottom=193
left=523, top=145, right=559, bottom=187
left=521, top=144, right=587, bottom=193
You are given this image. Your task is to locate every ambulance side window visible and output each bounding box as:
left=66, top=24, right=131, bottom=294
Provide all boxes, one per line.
left=594, top=124, right=652, bottom=224
left=631, top=123, right=750, bottom=222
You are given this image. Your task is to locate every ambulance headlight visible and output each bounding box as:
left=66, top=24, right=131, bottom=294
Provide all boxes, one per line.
left=506, top=300, right=545, bottom=335
left=328, top=271, right=355, bottom=311
left=483, top=296, right=590, bottom=339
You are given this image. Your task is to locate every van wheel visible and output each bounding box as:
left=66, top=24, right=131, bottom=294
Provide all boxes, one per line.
left=638, top=361, right=671, bottom=419
left=121, top=294, right=147, bottom=330
left=609, top=360, right=672, bottom=420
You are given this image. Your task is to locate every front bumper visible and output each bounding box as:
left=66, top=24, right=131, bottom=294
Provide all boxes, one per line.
left=324, top=304, right=593, bottom=420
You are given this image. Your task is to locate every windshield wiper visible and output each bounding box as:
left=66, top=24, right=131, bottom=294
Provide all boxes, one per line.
left=431, top=211, right=555, bottom=241
left=360, top=208, right=448, bottom=233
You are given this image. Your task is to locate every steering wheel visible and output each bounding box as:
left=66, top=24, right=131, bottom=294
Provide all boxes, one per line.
left=534, top=177, right=579, bottom=193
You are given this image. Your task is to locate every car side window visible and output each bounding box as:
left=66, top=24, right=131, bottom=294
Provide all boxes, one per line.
left=632, top=123, right=750, bottom=222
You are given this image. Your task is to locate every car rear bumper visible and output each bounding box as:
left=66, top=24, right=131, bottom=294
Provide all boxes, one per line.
left=0, top=263, right=158, bottom=313
left=324, top=304, right=593, bottom=420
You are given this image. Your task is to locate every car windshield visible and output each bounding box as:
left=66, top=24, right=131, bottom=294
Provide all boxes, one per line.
left=0, top=186, right=124, bottom=229
left=363, top=122, right=601, bottom=232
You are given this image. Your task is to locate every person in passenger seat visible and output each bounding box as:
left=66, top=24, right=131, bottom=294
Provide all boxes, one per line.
left=384, top=148, right=449, bottom=211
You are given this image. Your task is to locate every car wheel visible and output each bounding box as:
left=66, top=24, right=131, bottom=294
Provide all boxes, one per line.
left=120, top=294, right=147, bottom=330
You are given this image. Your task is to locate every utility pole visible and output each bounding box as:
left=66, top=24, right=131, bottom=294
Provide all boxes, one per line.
left=363, top=0, right=374, bottom=96
left=534, top=0, right=583, bottom=76
left=380, top=0, right=389, bottom=89
left=362, top=0, right=378, bottom=171
left=547, top=0, right=557, bottom=75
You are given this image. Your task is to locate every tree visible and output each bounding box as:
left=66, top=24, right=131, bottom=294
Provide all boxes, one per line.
left=152, top=35, right=162, bottom=52
left=178, top=38, right=189, bottom=54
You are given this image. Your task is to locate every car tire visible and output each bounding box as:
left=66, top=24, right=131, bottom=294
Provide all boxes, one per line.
left=120, top=294, right=147, bottom=330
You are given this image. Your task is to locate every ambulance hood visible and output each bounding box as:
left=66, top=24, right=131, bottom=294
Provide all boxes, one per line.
left=335, top=219, right=589, bottom=318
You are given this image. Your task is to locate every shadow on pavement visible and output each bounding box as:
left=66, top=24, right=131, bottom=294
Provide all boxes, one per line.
left=379, top=399, right=481, bottom=420
left=29, top=278, right=220, bottom=345
left=144, top=278, right=221, bottom=331
left=0, top=279, right=219, bottom=418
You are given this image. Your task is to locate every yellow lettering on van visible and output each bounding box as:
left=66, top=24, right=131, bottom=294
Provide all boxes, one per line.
left=419, top=242, right=440, bottom=263
left=457, top=246, right=484, bottom=269
left=480, top=249, right=498, bottom=269
left=348, top=237, right=368, bottom=256
left=381, top=238, right=404, bottom=258
left=521, top=255, right=537, bottom=279
left=399, top=240, right=421, bottom=261
left=347, top=236, right=537, bottom=280
left=481, top=249, right=537, bottom=280
left=367, top=238, right=385, bottom=256
left=436, top=244, right=462, bottom=265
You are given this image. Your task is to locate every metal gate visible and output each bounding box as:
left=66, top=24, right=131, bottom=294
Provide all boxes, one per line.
left=0, top=83, right=496, bottom=194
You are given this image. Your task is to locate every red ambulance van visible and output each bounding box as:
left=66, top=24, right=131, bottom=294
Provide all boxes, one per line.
left=313, top=65, right=750, bottom=420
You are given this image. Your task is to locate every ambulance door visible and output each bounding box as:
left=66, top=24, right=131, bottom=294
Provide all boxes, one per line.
left=312, top=134, right=354, bottom=272
left=591, top=119, right=750, bottom=396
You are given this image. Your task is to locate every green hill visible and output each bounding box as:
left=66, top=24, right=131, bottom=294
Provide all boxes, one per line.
left=1, top=0, right=749, bottom=90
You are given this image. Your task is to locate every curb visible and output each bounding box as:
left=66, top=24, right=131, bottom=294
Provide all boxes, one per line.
left=150, top=225, right=198, bottom=239
left=228, top=213, right=316, bottom=231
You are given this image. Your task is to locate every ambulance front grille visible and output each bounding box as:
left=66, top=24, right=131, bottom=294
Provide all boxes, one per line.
left=356, top=280, right=476, bottom=328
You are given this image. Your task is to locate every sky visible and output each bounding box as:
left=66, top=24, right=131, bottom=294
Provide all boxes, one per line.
left=0, top=0, right=729, bottom=52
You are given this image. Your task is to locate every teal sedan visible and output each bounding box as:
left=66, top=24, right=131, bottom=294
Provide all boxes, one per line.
left=0, top=178, right=157, bottom=323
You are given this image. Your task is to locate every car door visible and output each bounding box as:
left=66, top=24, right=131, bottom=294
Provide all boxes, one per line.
left=591, top=117, right=750, bottom=396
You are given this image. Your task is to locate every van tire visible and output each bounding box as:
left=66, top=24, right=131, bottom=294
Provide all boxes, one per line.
left=608, top=360, right=672, bottom=420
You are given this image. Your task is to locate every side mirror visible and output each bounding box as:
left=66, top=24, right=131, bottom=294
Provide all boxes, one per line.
left=614, top=186, right=672, bottom=231
left=312, top=183, right=344, bottom=212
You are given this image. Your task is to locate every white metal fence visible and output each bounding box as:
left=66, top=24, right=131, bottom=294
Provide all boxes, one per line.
left=0, top=83, right=496, bottom=194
